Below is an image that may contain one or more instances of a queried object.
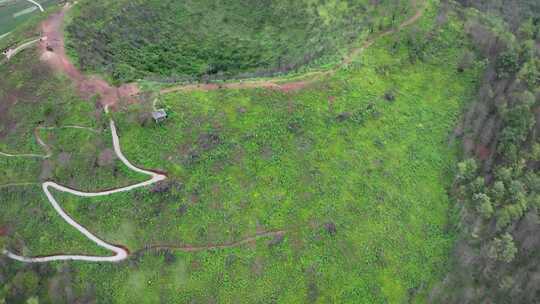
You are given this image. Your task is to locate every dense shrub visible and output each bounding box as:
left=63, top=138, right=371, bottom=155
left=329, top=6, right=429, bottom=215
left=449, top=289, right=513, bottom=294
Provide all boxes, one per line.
left=66, top=0, right=411, bottom=84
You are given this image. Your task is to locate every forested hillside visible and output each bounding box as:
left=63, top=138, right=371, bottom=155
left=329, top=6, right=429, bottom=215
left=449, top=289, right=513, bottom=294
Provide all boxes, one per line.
left=431, top=0, right=540, bottom=302
left=65, top=0, right=412, bottom=84
left=458, top=0, right=540, bottom=31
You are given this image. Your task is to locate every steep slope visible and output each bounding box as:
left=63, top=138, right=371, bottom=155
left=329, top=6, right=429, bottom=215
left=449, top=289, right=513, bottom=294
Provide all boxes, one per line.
left=431, top=1, right=540, bottom=303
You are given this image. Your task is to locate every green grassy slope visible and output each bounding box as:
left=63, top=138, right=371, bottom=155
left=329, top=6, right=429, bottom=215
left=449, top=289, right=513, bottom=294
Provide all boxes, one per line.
left=32, top=3, right=481, bottom=303
left=0, top=49, right=146, bottom=190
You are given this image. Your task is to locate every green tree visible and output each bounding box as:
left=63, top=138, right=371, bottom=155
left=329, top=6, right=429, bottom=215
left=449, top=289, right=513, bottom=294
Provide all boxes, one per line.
left=496, top=208, right=513, bottom=230
left=509, top=180, right=527, bottom=204
left=469, top=176, right=486, bottom=195
left=500, top=233, right=518, bottom=263
left=518, top=18, right=536, bottom=40
left=495, top=166, right=514, bottom=184
left=518, top=58, right=540, bottom=88
left=496, top=50, right=520, bottom=78
left=26, top=297, right=39, bottom=304
left=491, top=180, right=506, bottom=204
left=499, top=96, right=535, bottom=150
left=496, top=202, right=527, bottom=230
left=487, top=233, right=518, bottom=263
left=531, top=143, right=540, bottom=161
left=457, top=159, right=478, bottom=183
left=474, top=193, right=494, bottom=218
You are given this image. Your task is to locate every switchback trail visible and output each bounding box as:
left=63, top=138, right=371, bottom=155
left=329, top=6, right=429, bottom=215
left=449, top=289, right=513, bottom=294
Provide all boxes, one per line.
left=25, top=0, right=44, bottom=12
left=2, top=110, right=281, bottom=262
left=3, top=106, right=167, bottom=262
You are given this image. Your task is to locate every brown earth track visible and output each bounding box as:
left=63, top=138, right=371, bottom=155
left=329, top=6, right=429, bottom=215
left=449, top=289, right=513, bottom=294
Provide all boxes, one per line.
left=135, top=230, right=286, bottom=255
left=39, top=4, right=139, bottom=107
left=0, top=125, right=97, bottom=158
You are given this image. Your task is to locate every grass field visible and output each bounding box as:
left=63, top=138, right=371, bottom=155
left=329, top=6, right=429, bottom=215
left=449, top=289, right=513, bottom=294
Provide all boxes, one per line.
left=1, top=0, right=484, bottom=303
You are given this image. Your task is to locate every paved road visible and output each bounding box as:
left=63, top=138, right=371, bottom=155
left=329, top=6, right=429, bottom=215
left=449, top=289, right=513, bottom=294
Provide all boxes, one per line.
left=25, top=0, right=44, bottom=12
left=3, top=37, right=41, bottom=60
left=3, top=107, right=167, bottom=263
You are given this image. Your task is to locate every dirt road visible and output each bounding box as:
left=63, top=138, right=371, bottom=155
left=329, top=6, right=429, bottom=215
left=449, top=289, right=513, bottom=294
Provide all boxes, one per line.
left=25, top=0, right=44, bottom=12
left=2, top=109, right=280, bottom=263
left=39, top=4, right=139, bottom=106
left=3, top=38, right=40, bottom=60
left=0, top=125, right=96, bottom=158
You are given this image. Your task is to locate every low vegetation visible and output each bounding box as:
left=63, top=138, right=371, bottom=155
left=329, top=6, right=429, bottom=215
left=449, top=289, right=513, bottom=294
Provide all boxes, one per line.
left=0, top=49, right=146, bottom=303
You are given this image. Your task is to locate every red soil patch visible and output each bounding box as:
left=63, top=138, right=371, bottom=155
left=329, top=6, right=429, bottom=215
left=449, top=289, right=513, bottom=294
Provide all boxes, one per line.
left=0, top=226, right=8, bottom=236
left=475, top=144, right=492, bottom=161
left=39, top=5, right=139, bottom=106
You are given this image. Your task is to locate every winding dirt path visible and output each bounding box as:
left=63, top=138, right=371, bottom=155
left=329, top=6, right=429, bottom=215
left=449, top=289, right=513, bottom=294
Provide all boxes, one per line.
left=3, top=106, right=166, bottom=262
left=0, top=125, right=97, bottom=158
left=0, top=32, right=11, bottom=40
left=2, top=111, right=281, bottom=262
